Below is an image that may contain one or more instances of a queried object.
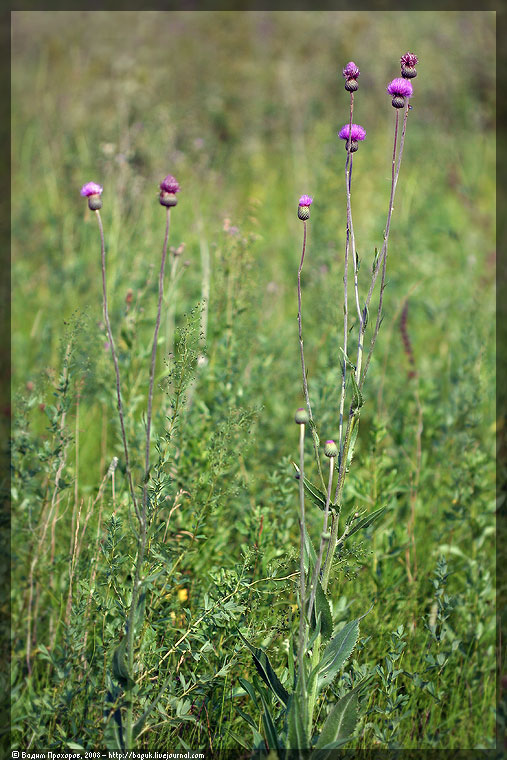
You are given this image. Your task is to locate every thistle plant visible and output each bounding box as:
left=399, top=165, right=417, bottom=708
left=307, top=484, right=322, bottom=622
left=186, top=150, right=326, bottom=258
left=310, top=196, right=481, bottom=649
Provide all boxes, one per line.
left=239, top=52, right=419, bottom=752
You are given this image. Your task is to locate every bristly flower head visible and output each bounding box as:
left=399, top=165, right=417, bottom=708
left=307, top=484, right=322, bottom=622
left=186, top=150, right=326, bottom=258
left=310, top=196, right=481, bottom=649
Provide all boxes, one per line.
left=387, top=77, right=413, bottom=97
left=159, top=174, right=180, bottom=207
left=400, top=51, right=418, bottom=79
left=400, top=52, right=418, bottom=68
left=80, top=181, right=103, bottom=197
left=80, top=181, right=103, bottom=210
left=160, top=174, right=181, bottom=194
left=342, top=61, right=360, bottom=92
left=297, top=195, right=312, bottom=221
left=338, top=123, right=366, bottom=141
left=338, top=123, right=366, bottom=152
left=343, top=61, right=360, bottom=80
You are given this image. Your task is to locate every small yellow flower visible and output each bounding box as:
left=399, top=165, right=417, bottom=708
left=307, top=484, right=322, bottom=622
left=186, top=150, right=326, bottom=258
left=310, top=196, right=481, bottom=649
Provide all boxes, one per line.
left=178, top=588, right=188, bottom=603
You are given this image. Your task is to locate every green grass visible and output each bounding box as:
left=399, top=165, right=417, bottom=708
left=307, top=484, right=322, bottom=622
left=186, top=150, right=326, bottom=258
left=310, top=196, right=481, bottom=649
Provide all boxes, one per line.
left=10, top=10, right=496, bottom=753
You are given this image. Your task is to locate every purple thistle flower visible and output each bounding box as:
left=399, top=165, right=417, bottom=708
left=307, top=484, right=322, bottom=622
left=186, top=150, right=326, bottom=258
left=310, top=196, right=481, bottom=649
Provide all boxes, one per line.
left=80, top=181, right=103, bottom=197
left=298, top=195, right=313, bottom=207
left=160, top=174, right=180, bottom=193
left=400, top=52, right=418, bottom=68
left=338, top=123, right=366, bottom=142
left=387, top=78, right=413, bottom=98
left=342, top=61, right=360, bottom=80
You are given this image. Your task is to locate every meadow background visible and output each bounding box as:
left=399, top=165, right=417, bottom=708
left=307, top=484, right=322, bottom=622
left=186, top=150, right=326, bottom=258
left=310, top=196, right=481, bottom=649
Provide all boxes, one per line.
left=10, top=10, right=497, bottom=752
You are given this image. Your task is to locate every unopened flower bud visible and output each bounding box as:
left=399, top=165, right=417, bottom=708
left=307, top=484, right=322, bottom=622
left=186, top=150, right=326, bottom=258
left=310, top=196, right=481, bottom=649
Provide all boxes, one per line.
left=295, top=408, right=309, bottom=425
left=345, top=79, right=358, bottom=92
left=324, top=440, right=338, bottom=458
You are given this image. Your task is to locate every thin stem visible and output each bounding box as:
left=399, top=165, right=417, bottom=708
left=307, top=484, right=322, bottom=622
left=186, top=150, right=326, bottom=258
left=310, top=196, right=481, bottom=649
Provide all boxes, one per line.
left=95, top=210, right=139, bottom=522
left=144, top=206, right=170, bottom=503
left=298, top=221, right=326, bottom=490
left=338, top=93, right=355, bottom=459
left=297, top=422, right=307, bottom=691
left=359, top=103, right=410, bottom=389
left=307, top=455, right=334, bottom=621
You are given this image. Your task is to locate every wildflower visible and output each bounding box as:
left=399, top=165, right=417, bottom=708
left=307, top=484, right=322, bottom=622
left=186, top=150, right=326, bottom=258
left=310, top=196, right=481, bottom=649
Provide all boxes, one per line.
left=338, top=123, right=366, bottom=152
left=80, top=181, right=103, bottom=210
left=295, top=408, right=310, bottom=424
left=400, top=52, right=418, bottom=78
left=387, top=77, right=413, bottom=108
left=324, top=440, right=338, bottom=458
left=159, top=174, right=180, bottom=207
left=342, top=61, right=360, bottom=92
left=298, top=195, right=313, bottom=221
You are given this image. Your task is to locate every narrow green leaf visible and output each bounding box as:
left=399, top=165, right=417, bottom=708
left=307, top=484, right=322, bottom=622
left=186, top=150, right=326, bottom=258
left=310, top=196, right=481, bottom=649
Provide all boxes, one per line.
left=238, top=677, right=259, bottom=709
left=316, top=619, right=360, bottom=692
left=238, top=632, right=289, bottom=707
left=345, top=506, right=387, bottom=541
left=259, top=689, right=281, bottom=751
left=234, top=705, right=258, bottom=731
left=226, top=728, right=251, bottom=750
left=293, top=462, right=336, bottom=512
left=311, top=581, right=333, bottom=642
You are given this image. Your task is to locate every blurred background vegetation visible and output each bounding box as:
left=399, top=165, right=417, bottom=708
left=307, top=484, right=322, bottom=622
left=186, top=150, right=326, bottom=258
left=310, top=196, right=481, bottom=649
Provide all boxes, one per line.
left=11, top=11, right=496, bottom=751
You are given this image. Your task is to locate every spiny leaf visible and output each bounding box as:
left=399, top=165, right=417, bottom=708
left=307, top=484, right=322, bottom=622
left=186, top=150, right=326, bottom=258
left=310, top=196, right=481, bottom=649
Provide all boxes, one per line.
left=314, top=676, right=373, bottom=751
left=315, top=619, right=360, bottom=693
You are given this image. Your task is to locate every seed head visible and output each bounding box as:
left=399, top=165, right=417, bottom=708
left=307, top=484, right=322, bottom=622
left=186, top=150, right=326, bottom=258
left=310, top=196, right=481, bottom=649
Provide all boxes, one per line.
left=324, top=440, right=338, bottom=458
left=295, top=408, right=310, bottom=425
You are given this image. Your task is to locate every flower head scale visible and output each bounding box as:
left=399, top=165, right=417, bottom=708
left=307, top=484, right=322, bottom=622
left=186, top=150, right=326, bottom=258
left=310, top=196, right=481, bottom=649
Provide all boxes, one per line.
left=400, top=52, right=418, bottom=68
left=387, top=78, right=413, bottom=98
left=338, top=123, right=366, bottom=142
left=80, top=181, right=103, bottom=197
left=342, top=61, right=360, bottom=80
left=298, top=195, right=313, bottom=207
left=160, top=174, right=180, bottom=193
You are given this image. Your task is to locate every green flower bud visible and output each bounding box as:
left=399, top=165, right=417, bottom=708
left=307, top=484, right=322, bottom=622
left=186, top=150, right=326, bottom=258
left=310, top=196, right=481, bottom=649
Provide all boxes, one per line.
left=324, top=440, right=338, bottom=458
left=295, top=408, right=310, bottom=425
